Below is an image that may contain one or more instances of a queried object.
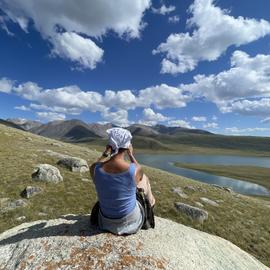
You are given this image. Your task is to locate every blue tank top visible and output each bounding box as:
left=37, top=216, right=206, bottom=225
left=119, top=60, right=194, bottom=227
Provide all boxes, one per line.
left=93, top=162, right=137, bottom=219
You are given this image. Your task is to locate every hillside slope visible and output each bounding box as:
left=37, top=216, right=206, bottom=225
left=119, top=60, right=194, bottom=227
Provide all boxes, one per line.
left=0, top=216, right=268, bottom=270
left=30, top=119, right=99, bottom=141
left=0, top=119, right=24, bottom=130
left=0, top=123, right=269, bottom=267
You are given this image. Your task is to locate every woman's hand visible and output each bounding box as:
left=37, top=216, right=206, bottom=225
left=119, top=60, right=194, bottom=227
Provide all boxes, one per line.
left=127, top=144, right=134, bottom=157
left=103, top=145, right=112, bottom=156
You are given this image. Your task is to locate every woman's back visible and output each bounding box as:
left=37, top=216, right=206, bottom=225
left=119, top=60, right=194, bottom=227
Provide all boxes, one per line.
left=94, top=161, right=137, bottom=219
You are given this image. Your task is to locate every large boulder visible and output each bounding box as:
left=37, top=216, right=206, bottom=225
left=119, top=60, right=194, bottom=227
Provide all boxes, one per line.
left=0, top=216, right=268, bottom=270
left=175, top=202, right=208, bottom=223
left=32, top=164, right=63, bottom=183
left=57, top=157, right=89, bottom=173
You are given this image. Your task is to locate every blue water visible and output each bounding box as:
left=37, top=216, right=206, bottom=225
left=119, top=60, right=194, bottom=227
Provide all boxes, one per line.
left=136, top=154, right=270, bottom=196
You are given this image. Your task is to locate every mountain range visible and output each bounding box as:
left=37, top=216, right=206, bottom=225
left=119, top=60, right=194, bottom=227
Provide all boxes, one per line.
left=3, top=118, right=212, bottom=141
left=2, top=118, right=270, bottom=153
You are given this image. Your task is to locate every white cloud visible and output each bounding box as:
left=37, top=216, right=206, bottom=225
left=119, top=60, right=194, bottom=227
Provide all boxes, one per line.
left=139, top=108, right=170, bottom=126
left=1, top=77, right=193, bottom=125
left=152, top=5, right=176, bottom=15
left=182, top=51, right=270, bottom=116
left=0, top=77, right=13, bottom=93
left=168, top=15, right=180, bottom=23
left=101, top=109, right=129, bottom=127
left=103, top=90, right=137, bottom=110
left=14, top=105, right=31, bottom=111
left=137, top=84, right=190, bottom=109
left=221, top=98, right=270, bottom=115
left=14, top=82, right=41, bottom=100
left=167, top=119, right=194, bottom=129
left=154, top=0, right=270, bottom=74
left=203, top=122, right=218, bottom=129
left=225, top=127, right=270, bottom=135
left=30, top=103, right=81, bottom=115
left=192, top=116, right=206, bottom=122
left=36, top=112, right=66, bottom=122
left=261, top=117, right=270, bottom=124
left=0, top=0, right=151, bottom=69
left=51, top=32, right=104, bottom=70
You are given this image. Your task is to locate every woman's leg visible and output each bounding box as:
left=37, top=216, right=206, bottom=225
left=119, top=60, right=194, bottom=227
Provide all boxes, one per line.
left=137, top=174, right=155, bottom=207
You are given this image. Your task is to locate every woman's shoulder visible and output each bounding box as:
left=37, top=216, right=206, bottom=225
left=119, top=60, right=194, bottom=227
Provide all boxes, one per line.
left=90, top=162, right=102, bottom=179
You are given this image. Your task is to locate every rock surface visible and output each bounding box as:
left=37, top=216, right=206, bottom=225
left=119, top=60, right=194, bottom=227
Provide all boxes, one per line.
left=57, top=157, right=89, bottom=172
left=21, top=186, right=43, bottom=199
left=0, top=199, right=27, bottom=214
left=0, top=215, right=268, bottom=270
left=175, top=202, right=208, bottom=223
left=200, top=197, right=219, bottom=207
left=32, top=164, right=63, bottom=183
left=171, top=187, right=189, bottom=198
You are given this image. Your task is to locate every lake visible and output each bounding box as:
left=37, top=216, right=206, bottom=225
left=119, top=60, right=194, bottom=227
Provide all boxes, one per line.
left=136, top=154, right=270, bottom=196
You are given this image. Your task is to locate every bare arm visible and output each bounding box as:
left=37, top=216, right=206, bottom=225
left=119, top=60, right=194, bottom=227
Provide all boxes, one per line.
left=127, top=144, right=143, bottom=184
left=90, top=145, right=112, bottom=179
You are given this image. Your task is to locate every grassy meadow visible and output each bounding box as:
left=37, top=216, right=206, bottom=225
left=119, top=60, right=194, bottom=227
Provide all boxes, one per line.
left=0, top=124, right=270, bottom=267
left=78, top=135, right=270, bottom=157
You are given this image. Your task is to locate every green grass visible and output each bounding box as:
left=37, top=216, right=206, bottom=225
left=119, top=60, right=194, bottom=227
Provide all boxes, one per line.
left=0, top=124, right=270, bottom=267
left=79, top=136, right=270, bottom=157
left=174, top=163, right=270, bottom=190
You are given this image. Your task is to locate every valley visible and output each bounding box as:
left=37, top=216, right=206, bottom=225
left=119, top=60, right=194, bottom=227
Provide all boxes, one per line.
left=0, top=123, right=270, bottom=267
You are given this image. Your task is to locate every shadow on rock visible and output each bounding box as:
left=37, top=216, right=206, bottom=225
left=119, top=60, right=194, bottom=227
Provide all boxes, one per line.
left=0, top=214, right=103, bottom=246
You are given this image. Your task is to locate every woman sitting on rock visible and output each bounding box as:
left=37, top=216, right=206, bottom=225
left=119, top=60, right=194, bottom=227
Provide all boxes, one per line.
left=90, top=127, right=155, bottom=235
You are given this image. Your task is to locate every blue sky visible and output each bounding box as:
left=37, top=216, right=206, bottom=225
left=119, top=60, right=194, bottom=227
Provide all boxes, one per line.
left=1, top=0, right=270, bottom=136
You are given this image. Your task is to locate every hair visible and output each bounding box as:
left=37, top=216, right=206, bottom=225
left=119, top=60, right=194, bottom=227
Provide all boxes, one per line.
left=118, top=148, right=128, bottom=154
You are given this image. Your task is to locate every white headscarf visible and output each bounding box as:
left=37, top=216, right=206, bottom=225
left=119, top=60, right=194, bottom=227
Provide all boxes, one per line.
left=106, top=127, right=132, bottom=156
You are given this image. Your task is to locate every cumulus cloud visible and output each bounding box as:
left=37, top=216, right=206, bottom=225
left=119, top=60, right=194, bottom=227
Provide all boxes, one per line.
left=167, top=119, right=194, bottom=129
left=14, top=105, right=31, bottom=111
left=0, top=0, right=151, bottom=69
left=51, top=32, right=104, bottom=70
left=203, top=122, right=218, bottom=129
left=192, top=116, right=206, bottom=122
left=137, top=84, right=190, bottom=109
left=2, top=77, right=192, bottom=125
left=101, top=109, right=129, bottom=127
left=168, top=15, right=180, bottom=23
left=0, top=77, right=13, bottom=93
left=182, top=51, right=270, bottom=116
left=103, top=90, right=137, bottom=110
left=221, top=99, right=270, bottom=115
left=139, top=108, right=170, bottom=126
left=152, top=4, right=176, bottom=15
left=154, top=0, right=270, bottom=74
left=30, top=103, right=81, bottom=115
left=36, top=112, right=66, bottom=122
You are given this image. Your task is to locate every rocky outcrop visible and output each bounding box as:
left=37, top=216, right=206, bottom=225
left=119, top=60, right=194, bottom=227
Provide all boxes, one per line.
left=171, top=187, right=189, bottom=198
left=0, top=216, right=268, bottom=270
left=174, top=202, right=208, bottom=223
left=200, top=197, right=219, bottom=207
left=57, top=157, right=89, bottom=173
left=212, top=184, right=233, bottom=193
left=21, top=186, right=43, bottom=199
left=32, top=164, right=63, bottom=183
left=0, top=199, right=27, bottom=214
